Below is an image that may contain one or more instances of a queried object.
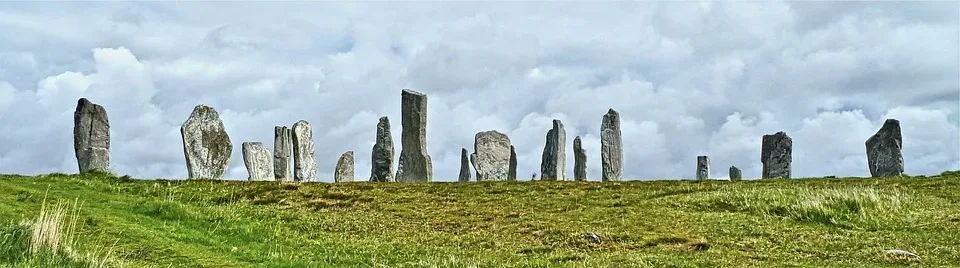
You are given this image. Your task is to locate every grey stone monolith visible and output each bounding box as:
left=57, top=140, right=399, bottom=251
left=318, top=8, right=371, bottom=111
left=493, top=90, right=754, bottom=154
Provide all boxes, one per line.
left=573, top=136, right=587, bottom=181
left=242, top=142, right=274, bottom=181
left=181, top=104, right=232, bottom=179
left=370, top=116, right=395, bottom=182
left=761, top=131, right=792, bottom=179
left=696, top=156, right=710, bottom=180
left=729, top=166, right=742, bottom=181
left=601, top=109, right=623, bottom=181
left=292, top=120, right=317, bottom=182
left=509, top=145, right=518, bottom=181
left=540, top=119, right=566, bottom=181
left=396, top=89, right=433, bottom=182
left=459, top=148, right=471, bottom=182
left=866, top=119, right=904, bottom=177
left=473, top=130, right=512, bottom=181
left=74, top=98, right=110, bottom=174
left=335, top=151, right=355, bottom=182
left=274, top=126, right=292, bottom=182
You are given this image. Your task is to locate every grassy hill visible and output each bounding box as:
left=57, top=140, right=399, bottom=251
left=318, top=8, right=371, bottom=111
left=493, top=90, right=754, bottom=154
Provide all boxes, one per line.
left=0, top=172, right=958, bottom=267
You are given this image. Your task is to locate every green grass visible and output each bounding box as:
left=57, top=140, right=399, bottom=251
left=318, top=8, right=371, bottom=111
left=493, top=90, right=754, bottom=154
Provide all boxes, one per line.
left=1, top=171, right=959, bottom=267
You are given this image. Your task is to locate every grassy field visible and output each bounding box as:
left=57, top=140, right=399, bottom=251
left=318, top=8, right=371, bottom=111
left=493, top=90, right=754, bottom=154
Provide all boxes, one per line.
left=0, top=171, right=958, bottom=268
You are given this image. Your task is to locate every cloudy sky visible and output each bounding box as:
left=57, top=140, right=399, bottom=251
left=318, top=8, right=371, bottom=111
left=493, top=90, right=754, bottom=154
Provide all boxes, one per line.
left=0, top=1, right=957, bottom=181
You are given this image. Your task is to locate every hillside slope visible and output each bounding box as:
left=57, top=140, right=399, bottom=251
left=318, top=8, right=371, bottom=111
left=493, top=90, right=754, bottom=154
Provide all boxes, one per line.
left=1, top=172, right=958, bottom=267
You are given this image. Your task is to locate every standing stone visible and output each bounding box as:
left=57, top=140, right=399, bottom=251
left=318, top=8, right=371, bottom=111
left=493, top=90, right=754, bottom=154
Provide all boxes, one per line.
left=573, top=136, right=587, bottom=181
left=458, top=148, right=471, bottom=182
left=729, top=166, right=742, bottom=181
left=370, top=116, right=395, bottom=182
left=472, top=130, right=512, bottom=181
left=540, top=119, right=566, bottom=181
left=395, top=89, right=433, bottom=182
left=761, top=131, right=792, bottom=179
left=242, top=142, right=274, bottom=181
left=470, top=152, right=480, bottom=180
left=274, top=126, right=292, bottom=182
left=334, top=151, right=355, bottom=182
left=696, top=156, right=710, bottom=180
left=531, top=173, right=538, bottom=181
left=509, top=145, right=518, bottom=181
left=601, top=109, right=623, bottom=181
left=292, top=120, right=317, bottom=182
left=866, top=119, right=904, bottom=177
left=73, top=98, right=110, bottom=173
left=181, top=105, right=232, bottom=179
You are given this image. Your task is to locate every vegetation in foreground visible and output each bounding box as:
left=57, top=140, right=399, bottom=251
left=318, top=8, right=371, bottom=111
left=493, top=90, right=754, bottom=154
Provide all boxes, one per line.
left=1, top=171, right=959, bottom=267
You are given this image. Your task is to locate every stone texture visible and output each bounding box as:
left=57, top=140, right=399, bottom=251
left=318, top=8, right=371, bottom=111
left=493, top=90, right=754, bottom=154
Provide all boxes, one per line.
left=696, top=156, right=710, bottom=180
left=459, top=148, right=471, bottom=182
left=729, top=166, right=742, bottom=181
left=73, top=98, right=110, bottom=173
left=180, top=105, right=232, bottom=179
left=573, top=136, right=587, bottom=181
left=395, top=89, right=433, bottom=182
left=601, top=109, right=623, bottom=181
left=242, top=142, right=274, bottom=181
left=761, top=131, right=792, bottom=179
left=509, top=145, right=518, bottom=181
left=274, top=126, right=292, bottom=182
left=531, top=173, right=538, bottom=181
left=370, top=116, right=395, bottom=182
left=472, top=130, right=512, bottom=181
left=469, top=152, right=479, bottom=180
left=540, top=119, right=566, bottom=181
left=335, top=151, right=355, bottom=182
left=292, top=120, right=317, bottom=182
left=866, top=119, right=904, bottom=177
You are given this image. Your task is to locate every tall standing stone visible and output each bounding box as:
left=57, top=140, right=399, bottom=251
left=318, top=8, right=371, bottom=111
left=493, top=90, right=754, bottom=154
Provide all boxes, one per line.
left=292, top=120, right=317, bottom=182
left=472, top=130, right=512, bottom=181
left=601, top=109, right=623, bottom=181
left=573, top=136, right=587, bottom=181
left=370, top=116, right=395, bottom=182
left=866, top=119, right=904, bottom=177
left=509, top=145, right=518, bottom=181
left=335, top=151, right=355, bottom=182
left=696, top=156, right=710, bottom=180
left=74, top=98, right=110, bottom=174
left=396, top=89, right=433, bottom=182
left=181, top=105, right=232, bottom=179
left=761, top=131, right=792, bottom=179
left=242, top=142, right=274, bottom=181
left=274, top=126, right=292, bottom=182
left=729, top=166, right=742, bottom=181
left=459, top=148, right=471, bottom=182
left=540, top=119, right=566, bottom=181
left=470, top=152, right=480, bottom=180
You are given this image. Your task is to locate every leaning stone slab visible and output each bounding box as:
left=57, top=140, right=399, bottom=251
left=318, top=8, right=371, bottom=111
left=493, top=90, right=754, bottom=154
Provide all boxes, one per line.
left=696, top=156, right=710, bottom=180
left=866, top=119, right=904, bottom=177
left=274, top=126, right=292, bottom=182
left=761, top=131, right=792, bottom=179
left=729, top=166, right=742, bottom=181
left=509, top=145, right=518, bottom=181
left=335, top=151, right=355, bottom=182
left=242, top=142, right=274, bottom=181
left=573, top=136, right=587, bottom=181
left=473, top=130, right=512, bottom=181
left=396, top=89, right=433, bottom=182
left=292, top=120, right=317, bottom=182
left=370, top=116, right=395, bottom=182
left=74, top=98, right=110, bottom=174
left=459, top=148, right=471, bottom=182
left=601, top=109, right=623, bottom=181
left=181, top=104, right=232, bottom=179
left=540, top=119, right=566, bottom=181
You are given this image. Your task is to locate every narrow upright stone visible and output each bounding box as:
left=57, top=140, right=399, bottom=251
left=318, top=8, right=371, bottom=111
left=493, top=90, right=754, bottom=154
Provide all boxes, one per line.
left=274, top=126, right=292, bottom=182
left=470, top=152, right=480, bottom=180
left=181, top=104, right=232, bottom=179
left=540, top=119, right=566, bottom=181
left=573, top=136, right=587, bottom=181
left=73, top=98, right=110, bottom=173
left=370, top=116, right=395, bottom=182
left=696, top=156, right=710, bottom=180
left=335, top=151, right=355, bottom=182
left=601, top=109, right=623, bottom=181
left=242, top=142, right=274, bottom=181
left=509, top=145, right=518, bottom=181
left=292, top=120, right=317, bottom=182
left=866, top=119, right=904, bottom=177
left=761, top=131, right=792, bottom=179
left=729, top=166, right=742, bottom=181
left=395, top=89, right=433, bottom=182
left=472, top=130, right=512, bottom=181
left=459, top=148, right=471, bottom=182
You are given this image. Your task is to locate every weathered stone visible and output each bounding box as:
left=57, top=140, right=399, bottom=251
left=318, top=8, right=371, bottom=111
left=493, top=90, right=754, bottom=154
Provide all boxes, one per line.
left=761, top=131, right=792, bottom=179
left=729, top=166, right=742, bottom=181
left=472, top=130, right=512, bottom=181
left=573, top=136, right=587, bottom=181
left=581, top=232, right=602, bottom=244
left=531, top=173, right=538, bottom=181
left=242, top=142, right=274, bottom=181
left=866, top=119, right=904, bottom=177
left=180, top=105, right=232, bottom=179
left=509, top=145, right=518, bottom=181
left=469, top=152, right=479, bottom=180
left=292, top=120, right=317, bottom=182
left=274, top=126, right=292, bottom=182
left=395, top=89, right=433, bottom=182
left=601, top=109, right=623, bottom=181
left=335, top=151, right=355, bottom=182
left=458, top=148, right=471, bottom=182
left=73, top=98, right=110, bottom=173
left=540, top=119, right=566, bottom=181
left=370, top=116, right=395, bottom=182
left=696, top=156, right=710, bottom=180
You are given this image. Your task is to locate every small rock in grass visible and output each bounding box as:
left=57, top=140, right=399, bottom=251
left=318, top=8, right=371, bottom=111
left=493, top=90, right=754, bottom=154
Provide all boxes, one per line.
left=581, top=232, right=601, bottom=244
left=885, top=249, right=920, bottom=260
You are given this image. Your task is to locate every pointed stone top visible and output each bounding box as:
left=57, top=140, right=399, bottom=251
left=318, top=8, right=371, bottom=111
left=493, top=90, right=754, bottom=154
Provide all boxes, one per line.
left=188, top=104, right=219, bottom=117
left=379, top=116, right=390, bottom=123
left=607, top=108, right=618, bottom=114
left=881, top=118, right=900, bottom=128
left=402, top=88, right=425, bottom=96
left=77, top=97, right=92, bottom=106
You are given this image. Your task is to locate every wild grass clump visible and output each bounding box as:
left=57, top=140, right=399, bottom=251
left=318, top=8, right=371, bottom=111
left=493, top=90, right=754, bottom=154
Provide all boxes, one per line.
left=0, top=199, right=119, bottom=267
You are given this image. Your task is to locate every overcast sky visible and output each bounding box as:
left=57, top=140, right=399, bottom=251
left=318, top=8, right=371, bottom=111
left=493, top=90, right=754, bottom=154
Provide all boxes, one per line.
left=0, top=1, right=957, bottom=181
